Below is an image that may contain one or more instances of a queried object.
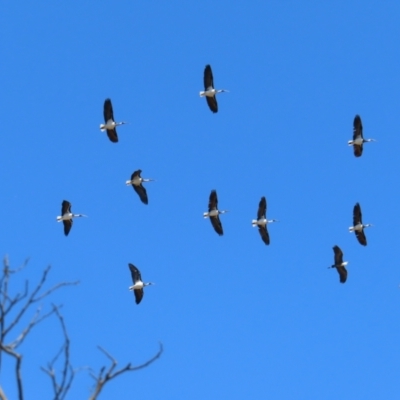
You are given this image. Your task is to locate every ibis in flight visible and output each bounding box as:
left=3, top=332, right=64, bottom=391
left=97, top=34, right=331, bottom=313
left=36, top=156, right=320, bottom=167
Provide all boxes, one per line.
left=126, top=169, right=154, bottom=205
left=349, top=203, right=372, bottom=246
left=203, top=190, right=228, bottom=236
left=56, top=200, right=87, bottom=236
left=348, top=115, right=376, bottom=157
left=251, top=196, right=278, bottom=245
left=199, top=65, right=228, bottom=113
left=329, top=245, right=348, bottom=283
left=128, top=263, right=153, bottom=304
left=99, top=98, right=127, bottom=143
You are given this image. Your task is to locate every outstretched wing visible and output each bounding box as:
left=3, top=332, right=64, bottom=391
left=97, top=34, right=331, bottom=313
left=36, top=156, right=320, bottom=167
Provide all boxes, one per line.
left=61, top=200, right=71, bottom=215
left=353, top=203, right=362, bottom=226
left=353, top=115, right=363, bottom=140
left=131, top=170, right=142, bottom=180
left=208, top=190, right=218, bottom=211
left=355, top=229, right=367, bottom=246
left=206, top=96, right=218, bottom=113
left=134, top=288, right=144, bottom=304
left=257, top=197, right=267, bottom=220
left=106, top=128, right=118, bottom=143
left=333, top=245, right=343, bottom=265
left=63, top=219, right=72, bottom=236
left=103, top=99, right=114, bottom=123
left=353, top=143, right=363, bottom=157
left=204, top=65, right=214, bottom=90
left=337, top=265, right=348, bottom=283
left=129, top=263, right=142, bottom=283
left=352, top=115, right=363, bottom=157
left=258, top=225, right=270, bottom=245
left=210, top=215, right=223, bottom=236
left=133, top=184, right=148, bottom=205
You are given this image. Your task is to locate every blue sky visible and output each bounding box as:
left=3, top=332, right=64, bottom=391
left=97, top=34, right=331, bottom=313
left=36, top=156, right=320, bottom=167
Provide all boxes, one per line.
left=1, top=1, right=400, bottom=398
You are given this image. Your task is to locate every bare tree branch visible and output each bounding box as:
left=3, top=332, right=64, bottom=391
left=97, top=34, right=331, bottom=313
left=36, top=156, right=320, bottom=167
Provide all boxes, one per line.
left=3, top=266, right=78, bottom=337
left=40, top=305, right=75, bottom=400
left=0, top=343, right=23, bottom=400
left=9, top=306, right=57, bottom=350
left=88, top=342, right=163, bottom=400
left=0, top=259, right=79, bottom=400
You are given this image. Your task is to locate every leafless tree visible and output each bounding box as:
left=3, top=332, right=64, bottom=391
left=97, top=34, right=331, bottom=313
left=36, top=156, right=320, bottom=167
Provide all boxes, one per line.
left=0, top=256, right=163, bottom=400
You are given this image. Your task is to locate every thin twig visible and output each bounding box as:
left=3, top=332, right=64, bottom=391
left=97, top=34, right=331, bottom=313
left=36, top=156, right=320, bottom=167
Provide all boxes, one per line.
left=88, top=342, right=163, bottom=400
left=3, top=265, right=78, bottom=337
left=9, top=306, right=57, bottom=350
left=40, top=305, right=75, bottom=400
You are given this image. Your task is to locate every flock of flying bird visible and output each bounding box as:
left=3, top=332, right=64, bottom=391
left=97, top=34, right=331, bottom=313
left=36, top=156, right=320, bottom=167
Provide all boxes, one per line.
left=55, top=65, right=376, bottom=303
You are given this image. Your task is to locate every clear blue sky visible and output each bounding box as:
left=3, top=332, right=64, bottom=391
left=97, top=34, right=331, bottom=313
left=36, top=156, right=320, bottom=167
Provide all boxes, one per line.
left=1, top=1, right=400, bottom=398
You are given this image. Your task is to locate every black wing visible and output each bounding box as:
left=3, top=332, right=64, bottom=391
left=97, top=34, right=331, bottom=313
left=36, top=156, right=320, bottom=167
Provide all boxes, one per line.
left=103, top=99, right=114, bottom=123
left=257, top=197, right=267, bottom=220
left=355, top=229, right=367, bottom=246
left=63, top=219, right=72, bottom=236
left=353, top=144, right=363, bottom=157
left=134, top=289, right=144, bottom=304
left=206, top=96, right=218, bottom=113
left=208, top=190, right=218, bottom=212
left=353, top=203, right=362, bottom=226
left=133, top=184, right=148, bottom=205
left=333, top=245, right=343, bottom=265
left=106, top=129, right=118, bottom=143
left=131, top=170, right=142, bottom=180
left=61, top=200, right=71, bottom=215
left=353, top=115, right=363, bottom=140
left=352, top=115, right=363, bottom=157
left=258, top=225, right=270, bottom=245
left=210, top=215, right=223, bottom=236
left=204, top=65, right=214, bottom=90
left=129, top=263, right=142, bottom=284
left=337, top=265, right=348, bottom=283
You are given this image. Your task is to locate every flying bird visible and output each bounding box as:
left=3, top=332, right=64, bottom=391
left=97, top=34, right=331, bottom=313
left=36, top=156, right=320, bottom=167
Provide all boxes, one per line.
left=128, top=263, right=154, bottom=304
left=251, top=196, right=278, bottom=245
left=56, top=200, right=87, bottom=236
left=99, top=98, right=127, bottom=143
left=348, top=115, right=376, bottom=157
left=125, top=169, right=154, bottom=205
left=199, top=65, right=229, bottom=113
left=329, top=245, right=348, bottom=283
left=203, top=190, right=228, bottom=235
left=349, top=203, right=372, bottom=246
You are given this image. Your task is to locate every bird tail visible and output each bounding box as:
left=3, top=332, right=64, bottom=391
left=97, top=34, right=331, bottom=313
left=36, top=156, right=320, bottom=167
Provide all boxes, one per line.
left=100, top=124, right=106, bottom=131
left=56, top=216, right=62, bottom=222
left=251, top=220, right=258, bottom=226
left=199, top=91, right=206, bottom=97
left=203, top=212, right=209, bottom=218
left=125, top=180, right=132, bottom=186
left=348, top=226, right=355, bottom=232
left=347, top=140, right=353, bottom=145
